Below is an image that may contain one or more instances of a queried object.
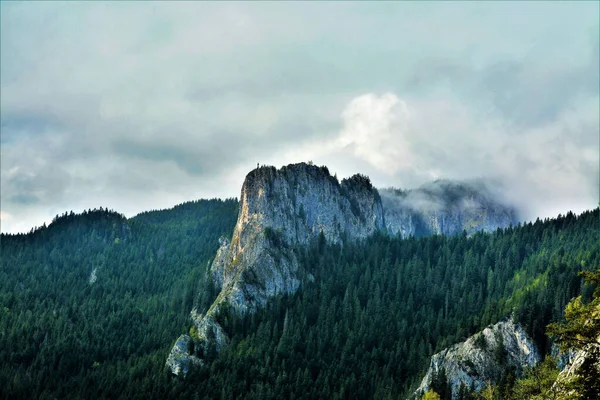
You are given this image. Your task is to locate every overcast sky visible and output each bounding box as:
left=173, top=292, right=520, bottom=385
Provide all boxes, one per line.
left=1, top=2, right=598, bottom=233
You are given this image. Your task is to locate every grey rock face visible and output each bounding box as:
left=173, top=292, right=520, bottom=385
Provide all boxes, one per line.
left=168, top=163, right=384, bottom=375
left=167, top=163, right=518, bottom=376
left=211, top=164, right=384, bottom=314
left=381, top=180, right=516, bottom=238
left=552, top=347, right=600, bottom=396
left=414, top=319, right=540, bottom=399
left=557, top=349, right=588, bottom=381
left=190, top=309, right=229, bottom=353
left=551, top=343, right=576, bottom=370
left=165, top=334, right=202, bottom=377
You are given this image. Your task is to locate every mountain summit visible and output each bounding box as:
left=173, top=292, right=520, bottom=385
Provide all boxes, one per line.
left=167, top=163, right=517, bottom=375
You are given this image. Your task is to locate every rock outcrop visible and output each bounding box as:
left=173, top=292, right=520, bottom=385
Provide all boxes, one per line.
left=167, top=163, right=385, bottom=374
left=167, top=163, right=517, bottom=376
left=165, top=334, right=201, bottom=377
left=552, top=347, right=600, bottom=397
left=414, top=319, right=540, bottom=399
left=210, top=164, right=384, bottom=314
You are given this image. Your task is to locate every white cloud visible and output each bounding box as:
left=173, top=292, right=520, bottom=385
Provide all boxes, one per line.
left=337, top=93, right=413, bottom=173
left=313, top=91, right=599, bottom=220
left=0, top=211, right=11, bottom=221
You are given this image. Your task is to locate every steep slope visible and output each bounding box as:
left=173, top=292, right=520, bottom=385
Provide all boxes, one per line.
left=167, top=163, right=518, bottom=375
left=167, top=163, right=385, bottom=374
left=210, top=164, right=384, bottom=313
left=414, top=319, right=540, bottom=399
left=165, top=210, right=597, bottom=398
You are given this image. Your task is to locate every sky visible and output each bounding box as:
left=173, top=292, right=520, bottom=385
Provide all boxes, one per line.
left=1, top=2, right=598, bottom=233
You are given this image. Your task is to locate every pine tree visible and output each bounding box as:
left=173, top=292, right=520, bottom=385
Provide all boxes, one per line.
left=509, top=356, right=561, bottom=400
left=547, top=269, right=600, bottom=399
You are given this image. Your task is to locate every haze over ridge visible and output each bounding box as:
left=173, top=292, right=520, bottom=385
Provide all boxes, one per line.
left=1, top=2, right=598, bottom=233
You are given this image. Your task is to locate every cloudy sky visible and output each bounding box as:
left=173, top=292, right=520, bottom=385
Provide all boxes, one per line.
left=1, top=2, right=598, bottom=233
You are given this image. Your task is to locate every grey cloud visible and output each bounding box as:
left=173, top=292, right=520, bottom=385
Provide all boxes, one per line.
left=114, top=138, right=217, bottom=176
left=112, top=112, right=339, bottom=178
left=407, top=36, right=599, bottom=130
left=9, top=194, right=40, bottom=205
left=1, top=2, right=598, bottom=232
left=1, top=162, right=71, bottom=206
left=0, top=114, right=66, bottom=144
left=479, top=56, right=599, bottom=129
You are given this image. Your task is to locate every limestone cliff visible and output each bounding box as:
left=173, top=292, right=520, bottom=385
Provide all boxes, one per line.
left=167, top=163, right=384, bottom=374
left=413, top=319, right=540, bottom=399
left=166, top=163, right=517, bottom=376
left=165, top=334, right=201, bottom=377
left=210, top=164, right=384, bottom=314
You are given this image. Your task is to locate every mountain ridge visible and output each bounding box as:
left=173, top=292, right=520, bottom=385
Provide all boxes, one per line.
left=1, top=194, right=596, bottom=399
left=167, top=162, right=518, bottom=375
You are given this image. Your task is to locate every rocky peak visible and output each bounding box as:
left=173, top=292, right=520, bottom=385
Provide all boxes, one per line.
left=167, top=163, right=518, bottom=376
left=210, top=163, right=384, bottom=311
left=414, top=319, right=540, bottom=399
left=167, top=163, right=385, bottom=375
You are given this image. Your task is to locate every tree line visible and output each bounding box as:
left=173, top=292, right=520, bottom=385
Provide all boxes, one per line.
left=0, top=204, right=597, bottom=399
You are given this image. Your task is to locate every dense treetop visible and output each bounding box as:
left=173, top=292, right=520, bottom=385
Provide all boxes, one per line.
left=0, top=204, right=597, bottom=399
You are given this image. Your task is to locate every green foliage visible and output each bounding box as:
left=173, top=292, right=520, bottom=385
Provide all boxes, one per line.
left=509, top=268, right=600, bottom=400
left=474, top=333, right=488, bottom=350
left=341, top=173, right=374, bottom=191
left=546, top=268, right=600, bottom=399
left=263, top=227, right=284, bottom=248
left=179, top=209, right=598, bottom=399
left=339, top=173, right=376, bottom=220
left=509, top=356, right=561, bottom=400
left=298, top=203, right=306, bottom=220
left=494, top=333, right=507, bottom=365
left=422, top=390, right=442, bottom=400
left=476, top=382, right=500, bottom=400
left=0, top=204, right=597, bottom=399
left=189, top=326, right=200, bottom=342
left=547, top=269, right=600, bottom=351
left=431, top=367, right=451, bottom=400
left=0, top=199, right=238, bottom=400
left=457, top=383, right=477, bottom=400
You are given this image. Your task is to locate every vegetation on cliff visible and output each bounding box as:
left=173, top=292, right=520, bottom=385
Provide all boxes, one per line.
left=181, top=209, right=597, bottom=399
left=0, top=196, right=597, bottom=399
left=422, top=268, right=599, bottom=400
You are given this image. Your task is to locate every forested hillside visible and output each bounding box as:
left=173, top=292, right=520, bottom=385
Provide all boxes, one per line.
left=0, top=199, right=238, bottom=399
left=185, top=209, right=599, bottom=399
left=0, top=206, right=597, bottom=399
